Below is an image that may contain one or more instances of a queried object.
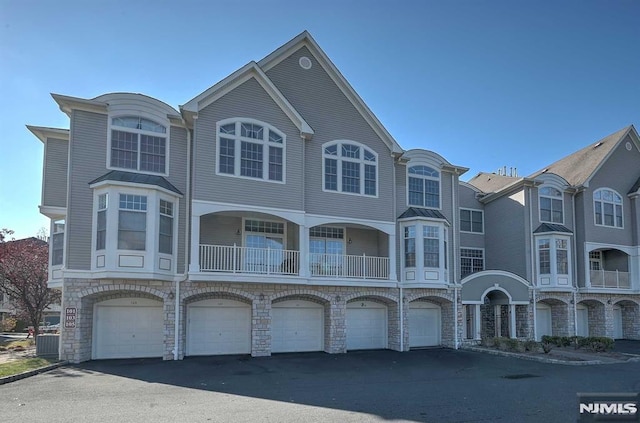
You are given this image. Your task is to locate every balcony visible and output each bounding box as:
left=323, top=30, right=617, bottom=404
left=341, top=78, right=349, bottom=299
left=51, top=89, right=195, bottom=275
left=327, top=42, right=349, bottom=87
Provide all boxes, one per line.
left=199, top=244, right=389, bottom=280
left=589, top=270, right=630, bottom=289
left=310, top=253, right=389, bottom=280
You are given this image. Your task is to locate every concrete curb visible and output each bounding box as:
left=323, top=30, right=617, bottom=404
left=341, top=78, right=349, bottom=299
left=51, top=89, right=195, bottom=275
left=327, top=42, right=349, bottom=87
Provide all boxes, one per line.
left=462, top=346, right=613, bottom=366
left=0, top=361, right=68, bottom=385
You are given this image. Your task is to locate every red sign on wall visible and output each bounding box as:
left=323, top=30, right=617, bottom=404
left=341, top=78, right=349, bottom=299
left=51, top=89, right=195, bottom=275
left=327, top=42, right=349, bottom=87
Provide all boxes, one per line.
left=64, top=307, right=77, bottom=329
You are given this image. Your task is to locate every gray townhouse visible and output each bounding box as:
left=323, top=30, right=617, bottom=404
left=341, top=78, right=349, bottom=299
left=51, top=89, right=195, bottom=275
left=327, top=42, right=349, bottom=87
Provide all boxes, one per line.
left=28, top=31, right=640, bottom=363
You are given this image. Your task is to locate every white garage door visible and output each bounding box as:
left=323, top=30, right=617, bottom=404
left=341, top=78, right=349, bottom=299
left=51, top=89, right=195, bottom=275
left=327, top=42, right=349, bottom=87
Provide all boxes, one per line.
left=187, top=299, right=251, bottom=356
left=613, top=305, right=623, bottom=339
left=346, top=301, right=387, bottom=350
left=409, top=302, right=441, bottom=347
left=94, top=298, right=164, bottom=359
left=272, top=300, right=324, bottom=353
left=576, top=305, right=589, bottom=337
left=536, top=304, right=553, bottom=341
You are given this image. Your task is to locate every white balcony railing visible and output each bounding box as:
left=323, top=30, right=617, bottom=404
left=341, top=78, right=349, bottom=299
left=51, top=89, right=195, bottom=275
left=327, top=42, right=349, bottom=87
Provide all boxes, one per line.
left=200, top=244, right=299, bottom=275
left=590, top=270, right=630, bottom=289
left=198, top=245, right=390, bottom=280
left=310, top=253, right=389, bottom=280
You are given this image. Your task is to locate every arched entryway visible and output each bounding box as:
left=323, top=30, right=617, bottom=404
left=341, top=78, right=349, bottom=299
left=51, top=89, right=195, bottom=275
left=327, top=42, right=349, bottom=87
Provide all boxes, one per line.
left=576, top=299, right=605, bottom=337
left=613, top=300, right=640, bottom=340
left=461, top=271, right=532, bottom=341
left=536, top=298, right=571, bottom=340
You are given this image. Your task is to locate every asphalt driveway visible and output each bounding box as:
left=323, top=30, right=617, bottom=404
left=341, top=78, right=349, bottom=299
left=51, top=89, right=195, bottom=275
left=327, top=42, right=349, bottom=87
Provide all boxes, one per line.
left=2, top=348, right=640, bottom=422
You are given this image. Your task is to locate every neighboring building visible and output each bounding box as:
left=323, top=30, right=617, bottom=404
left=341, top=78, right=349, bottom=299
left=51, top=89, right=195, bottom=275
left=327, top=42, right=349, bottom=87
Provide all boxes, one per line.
left=28, top=31, right=640, bottom=363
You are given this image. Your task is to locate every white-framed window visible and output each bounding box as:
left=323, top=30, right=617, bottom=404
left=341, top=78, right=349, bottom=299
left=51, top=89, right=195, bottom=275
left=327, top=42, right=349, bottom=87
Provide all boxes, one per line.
left=539, top=186, right=564, bottom=224
left=537, top=236, right=570, bottom=277
left=217, top=119, right=285, bottom=182
left=423, top=225, right=440, bottom=268
left=323, top=141, right=377, bottom=196
left=110, top=116, right=167, bottom=174
left=118, top=194, right=147, bottom=251
left=404, top=226, right=416, bottom=267
left=460, top=248, right=484, bottom=278
left=159, top=200, right=173, bottom=254
left=96, top=193, right=108, bottom=250
left=400, top=220, right=449, bottom=283
left=589, top=250, right=602, bottom=271
left=51, top=219, right=65, bottom=266
left=408, top=165, right=440, bottom=208
left=594, top=188, right=623, bottom=228
left=460, top=209, right=483, bottom=233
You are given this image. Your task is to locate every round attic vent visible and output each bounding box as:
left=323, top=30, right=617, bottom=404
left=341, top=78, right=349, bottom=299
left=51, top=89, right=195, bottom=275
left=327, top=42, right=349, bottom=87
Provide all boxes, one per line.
left=299, top=56, right=312, bottom=70
left=626, top=141, right=633, bottom=151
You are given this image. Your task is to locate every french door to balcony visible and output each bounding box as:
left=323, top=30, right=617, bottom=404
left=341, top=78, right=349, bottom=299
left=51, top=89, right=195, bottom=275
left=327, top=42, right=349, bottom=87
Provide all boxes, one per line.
left=310, top=238, right=344, bottom=276
left=245, top=234, right=284, bottom=273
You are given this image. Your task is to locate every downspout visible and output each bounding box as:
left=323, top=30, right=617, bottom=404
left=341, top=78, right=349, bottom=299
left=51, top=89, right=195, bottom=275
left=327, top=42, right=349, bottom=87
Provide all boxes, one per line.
left=452, top=172, right=458, bottom=349
left=399, top=286, right=404, bottom=352
left=572, top=190, right=579, bottom=336
left=394, top=155, right=403, bottom=352
left=174, top=125, right=192, bottom=361
left=529, top=186, right=537, bottom=340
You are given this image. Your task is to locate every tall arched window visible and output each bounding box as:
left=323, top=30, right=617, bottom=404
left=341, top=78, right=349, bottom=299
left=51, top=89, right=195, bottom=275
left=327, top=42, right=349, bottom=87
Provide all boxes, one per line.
left=216, top=119, right=285, bottom=182
left=110, top=116, right=167, bottom=174
left=594, top=188, right=623, bottom=228
left=322, top=141, right=377, bottom=196
left=539, top=186, right=563, bottom=223
left=408, top=165, right=440, bottom=208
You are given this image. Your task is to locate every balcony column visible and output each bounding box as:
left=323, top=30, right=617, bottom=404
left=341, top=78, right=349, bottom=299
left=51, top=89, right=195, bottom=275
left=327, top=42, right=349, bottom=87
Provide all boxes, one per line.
left=388, top=232, right=397, bottom=281
left=189, top=215, right=200, bottom=273
left=299, top=224, right=310, bottom=278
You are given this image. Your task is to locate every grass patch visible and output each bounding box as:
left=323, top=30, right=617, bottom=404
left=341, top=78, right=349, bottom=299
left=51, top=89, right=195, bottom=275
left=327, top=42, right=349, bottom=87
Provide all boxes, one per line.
left=0, top=357, right=57, bottom=377
left=0, top=338, right=35, bottom=349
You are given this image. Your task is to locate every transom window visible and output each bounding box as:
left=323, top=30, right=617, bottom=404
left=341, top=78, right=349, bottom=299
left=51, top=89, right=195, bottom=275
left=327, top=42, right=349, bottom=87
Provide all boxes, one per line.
left=110, top=116, right=167, bottom=174
left=594, top=188, right=623, bottom=228
left=539, top=186, right=563, bottom=223
left=460, top=248, right=484, bottom=278
left=460, top=209, right=483, bottom=233
left=408, top=165, right=440, bottom=208
left=323, top=141, right=377, bottom=196
left=217, top=120, right=285, bottom=182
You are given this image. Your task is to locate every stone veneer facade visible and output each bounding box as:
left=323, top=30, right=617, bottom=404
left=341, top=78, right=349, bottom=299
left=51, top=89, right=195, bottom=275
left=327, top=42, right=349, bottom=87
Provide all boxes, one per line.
left=59, top=277, right=640, bottom=363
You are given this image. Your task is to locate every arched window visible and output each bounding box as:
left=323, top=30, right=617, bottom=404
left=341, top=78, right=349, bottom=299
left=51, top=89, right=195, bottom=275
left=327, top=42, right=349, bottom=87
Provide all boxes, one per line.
left=110, top=116, right=167, bottom=174
left=217, top=119, right=285, bottom=182
left=539, top=186, right=563, bottom=223
left=594, top=188, right=623, bottom=228
left=323, top=141, right=377, bottom=196
left=408, top=165, right=440, bottom=208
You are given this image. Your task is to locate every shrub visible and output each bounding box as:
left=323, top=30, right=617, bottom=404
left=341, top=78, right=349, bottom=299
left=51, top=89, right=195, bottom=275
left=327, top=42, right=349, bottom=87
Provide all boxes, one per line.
left=1, top=317, right=17, bottom=332
left=541, top=340, right=554, bottom=354
left=523, top=340, right=540, bottom=353
left=578, top=336, right=614, bottom=352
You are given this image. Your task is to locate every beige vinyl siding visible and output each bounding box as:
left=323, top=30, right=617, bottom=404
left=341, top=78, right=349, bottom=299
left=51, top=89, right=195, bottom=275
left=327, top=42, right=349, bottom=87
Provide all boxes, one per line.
left=582, top=134, right=639, bottom=246
left=193, top=78, right=303, bottom=210
left=483, top=189, right=527, bottom=279
left=169, top=126, right=189, bottom=273
left=200, top=215, right=242, bottom=246
left=458, top=183, right=485, bottom=249
left=42, top=137, right=69, bottom=208
left=66, top=110, right=108, bottom=270
left=345, top=228, right=387, bottom=257
left=266, top=46, right=394, bottom=222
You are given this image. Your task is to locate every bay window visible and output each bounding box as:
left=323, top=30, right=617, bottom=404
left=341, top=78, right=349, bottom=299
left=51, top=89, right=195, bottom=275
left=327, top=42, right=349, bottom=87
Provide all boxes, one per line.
left=51, top=220, right=65, bottom=266
left=118, top=194, right=147, bottom=251
left=536, top=235, right=571, bottom=286
left=401, top=220, right=449, bottom=283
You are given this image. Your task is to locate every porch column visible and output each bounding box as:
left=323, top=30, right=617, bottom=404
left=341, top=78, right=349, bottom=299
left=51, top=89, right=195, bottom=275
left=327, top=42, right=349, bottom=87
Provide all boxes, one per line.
left=510, top=304, right=517, bottom=338
left=388, top=232, right=397, bottom=281
left=189, top=215, right=200, bottom=273
left=474, top=304, right=481, bottom=340
left=299, top=224, right=310, bottom=278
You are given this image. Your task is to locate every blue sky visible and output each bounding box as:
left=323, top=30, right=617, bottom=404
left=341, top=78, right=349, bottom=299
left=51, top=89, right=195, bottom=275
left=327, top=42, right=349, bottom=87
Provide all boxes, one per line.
left=1, top=0, right=639, bottom=239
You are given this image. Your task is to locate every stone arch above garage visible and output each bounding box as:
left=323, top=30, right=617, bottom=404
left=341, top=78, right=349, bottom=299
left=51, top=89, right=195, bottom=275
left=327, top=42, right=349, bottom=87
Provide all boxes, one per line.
left=461, top=270, right=531, bottom=304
